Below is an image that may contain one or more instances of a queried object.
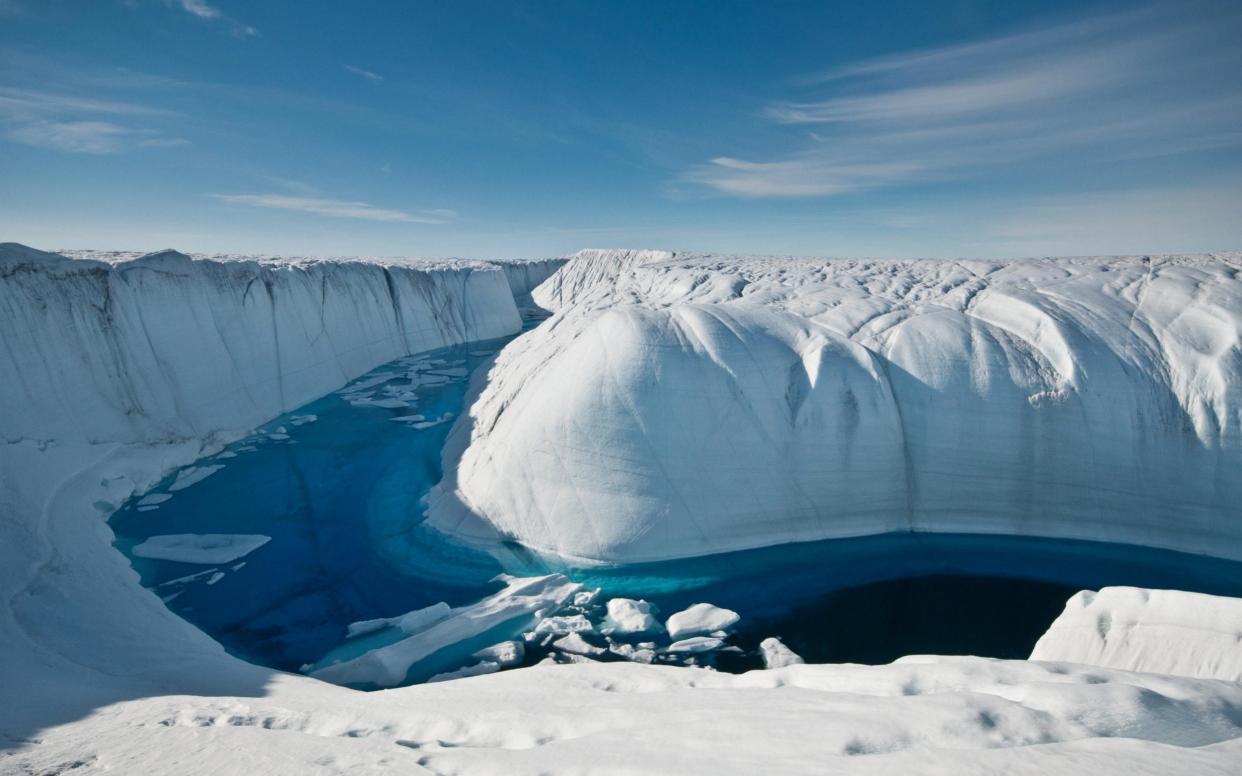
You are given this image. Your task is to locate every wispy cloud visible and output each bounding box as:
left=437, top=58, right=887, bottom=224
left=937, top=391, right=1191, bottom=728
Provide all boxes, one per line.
left=691, top=4, right=1242, bottom=197
left=4, top=120, right=189, bottom=154
left=162, top=0, right=256, bottom=37
left=344, top=65, right=383, bottom=82
left=0, top=85, right=185, bottom=153
left=211, top=194, right=456, bottom=224
left=0, top=85, right=170, bottom=118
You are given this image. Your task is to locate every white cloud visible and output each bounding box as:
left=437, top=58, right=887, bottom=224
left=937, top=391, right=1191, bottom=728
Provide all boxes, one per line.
left=6, top=121, right=131, bottom=154
left=5, top=120, right=186, bottom=154
left=344, top=65, right=383, bottom=82
left=0, top=86, right=184, bottom=154
left=164, top=0, right=257, bottom=37
left=692, top=5, right=1242, bottom=198
left=0, top=86, right=169, bottom=118
left=211, top=194, right=456, bottom=224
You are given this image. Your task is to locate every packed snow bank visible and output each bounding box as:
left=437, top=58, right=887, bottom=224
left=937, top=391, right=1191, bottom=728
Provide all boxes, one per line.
left=12, top=656, right=1242, bottom=774
left=430, top=249, right=1242, bottom=563
left=1032, top=587, right=1242, bottom=681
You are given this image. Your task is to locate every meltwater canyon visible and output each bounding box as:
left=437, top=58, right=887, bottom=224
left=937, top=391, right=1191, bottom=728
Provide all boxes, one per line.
left=4, top=243, right=1242, bottom=774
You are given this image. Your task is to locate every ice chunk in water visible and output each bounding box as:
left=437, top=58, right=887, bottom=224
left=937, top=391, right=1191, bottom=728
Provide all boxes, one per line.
left=759, top=637, right=804, bottom=669
left=665, top=603, right=740, bottom=640
left=308, top=574, right=581, bottom=688
left=666, top=636, right=725, bottom=654
left=601, top=598, right=661, bottom=636
left=553, top=632, right=606, bottom=657
left=131, top=534, right=271, bottom=564
left=346, top=602, right=453, bottom=638
left=167, top=465, right=224, bottom=492
left=472, top=639, right=525, bottom=668
left=534, top=614, right=593, bottom=635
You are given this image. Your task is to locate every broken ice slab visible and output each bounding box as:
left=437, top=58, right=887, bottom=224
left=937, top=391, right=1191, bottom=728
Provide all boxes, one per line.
left=307, top=574, right=581, bottom=688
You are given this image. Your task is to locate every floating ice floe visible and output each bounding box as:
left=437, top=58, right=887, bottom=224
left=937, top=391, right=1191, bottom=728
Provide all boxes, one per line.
left=666, top=603, right=740, bottom=640
left=601, top=598, right=661, bottom=636
left=337, top=374, right=397, bottom=395
left=408, top=412, right=454, bottom=430
left=533, top=613, right=594, bottom=635
left=158, top=568, right=220, bottom=587
left=167, top=465, right=224, bottom=492
left=136, top=493, right=172, bottom=507
left=309, top=574, right=581, bottom=688
left=552, top=632, right=607, bottom=657
left=667, top=636, right=727, bottom=654
left=389, top=414, right=426, bottom=423
left=472, top=639, right=524, bottom=668
left=345, top=602, right=453, bottom=639
left=131, top=534, right=271, bottom=564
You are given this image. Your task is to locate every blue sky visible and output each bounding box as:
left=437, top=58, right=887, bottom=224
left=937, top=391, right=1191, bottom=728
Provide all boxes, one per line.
left=1, top=0, right=1240, bottom=259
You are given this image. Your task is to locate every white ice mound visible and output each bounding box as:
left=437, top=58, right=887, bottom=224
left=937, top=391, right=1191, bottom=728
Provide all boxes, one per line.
left=760, top=636, right=805, bottom=669
left=309, top=574, right=581, bottom=688
left=666, top=603, right=741, bottom=640
left=428, top=250, right=1242, bottom=562
left=601, top=598, right=661, bottom=636
left=1031, top=587, right=1242, bottom=681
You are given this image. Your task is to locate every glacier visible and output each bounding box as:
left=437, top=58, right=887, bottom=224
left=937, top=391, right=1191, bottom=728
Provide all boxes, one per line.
left=4, top=242, right=1242, bottom=775
left=428, top=249, right=1242, bottom=563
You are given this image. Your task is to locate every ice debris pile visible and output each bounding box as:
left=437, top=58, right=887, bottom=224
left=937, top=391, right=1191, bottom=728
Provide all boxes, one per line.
left=305, top=575, right=779, bottom=688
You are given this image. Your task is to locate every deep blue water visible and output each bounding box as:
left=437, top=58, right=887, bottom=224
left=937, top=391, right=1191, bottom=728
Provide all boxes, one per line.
left=110, top=328, right=1242, bottom=678
left=110, top=333, right=518, bottom=671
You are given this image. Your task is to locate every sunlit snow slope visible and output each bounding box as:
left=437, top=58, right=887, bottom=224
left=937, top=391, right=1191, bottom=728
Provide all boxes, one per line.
left=430, top=249, right=1242, bottom=562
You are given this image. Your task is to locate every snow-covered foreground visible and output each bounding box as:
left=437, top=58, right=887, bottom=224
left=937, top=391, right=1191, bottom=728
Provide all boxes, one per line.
left=3, top=243, right=1242, bottom=774
left=429, top=249, right=1242, bottom=563
left=9, top=654, right=1242, bottom=775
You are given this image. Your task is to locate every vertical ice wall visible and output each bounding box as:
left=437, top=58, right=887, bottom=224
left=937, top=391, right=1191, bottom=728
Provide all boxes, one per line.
left=0, top=243, right=522, bottom=447
left=0, top=241, right=537, bottom=734
left=429, top=249, right=1242, bottom=563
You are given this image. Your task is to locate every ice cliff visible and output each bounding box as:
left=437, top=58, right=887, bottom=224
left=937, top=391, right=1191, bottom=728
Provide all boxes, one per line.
left=429, top=249, right=1242, bottom=563
left=0, top=244, right=532, bottom=448
left=0, top=242, right=556, bottom=745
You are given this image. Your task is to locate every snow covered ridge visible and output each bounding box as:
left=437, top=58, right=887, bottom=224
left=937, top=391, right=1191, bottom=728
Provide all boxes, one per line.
left=430, top=248, right=1242, bottom=563
left=1033, top=586, right=1242, bottom=681
left=0, top=243, right=559, bottom=447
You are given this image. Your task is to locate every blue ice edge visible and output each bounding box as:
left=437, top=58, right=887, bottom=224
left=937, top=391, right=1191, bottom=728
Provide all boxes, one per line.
left=110, top=330, right=1242, bottom=688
